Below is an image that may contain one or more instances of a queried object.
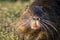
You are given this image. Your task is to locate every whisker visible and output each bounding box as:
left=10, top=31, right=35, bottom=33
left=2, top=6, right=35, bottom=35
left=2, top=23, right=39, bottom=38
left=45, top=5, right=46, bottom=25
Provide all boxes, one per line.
left=42, top=19, right=54, bottom=24
left=42, top=19, right=59, bottom=37
left=40, top=23, right=47, bottom=32
left=41, top=22, right=54, bottom=40
left=42, top=19, right=58, bottom=33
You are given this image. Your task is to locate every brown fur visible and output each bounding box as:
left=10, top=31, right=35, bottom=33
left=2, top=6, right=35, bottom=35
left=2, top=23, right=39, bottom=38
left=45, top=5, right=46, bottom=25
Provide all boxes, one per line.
left=12, top=0, right=60, bottom=40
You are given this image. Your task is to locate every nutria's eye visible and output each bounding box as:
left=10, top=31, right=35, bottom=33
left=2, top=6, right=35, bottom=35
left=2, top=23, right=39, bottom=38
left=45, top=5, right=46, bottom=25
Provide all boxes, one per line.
left=33, top=17, right=40, bottom=20
left=33, top=18, right=35, bottom=20
left=37, top=18, right=40, bottom=20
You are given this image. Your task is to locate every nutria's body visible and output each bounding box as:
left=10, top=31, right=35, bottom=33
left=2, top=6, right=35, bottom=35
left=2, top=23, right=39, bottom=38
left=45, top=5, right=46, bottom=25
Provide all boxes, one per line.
left=12, top=0, right=60, bottom=40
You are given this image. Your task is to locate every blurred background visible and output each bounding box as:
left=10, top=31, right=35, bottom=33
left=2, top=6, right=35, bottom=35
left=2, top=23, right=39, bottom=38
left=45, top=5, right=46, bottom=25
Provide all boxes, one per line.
left=0, top=0, right=34, bottom=40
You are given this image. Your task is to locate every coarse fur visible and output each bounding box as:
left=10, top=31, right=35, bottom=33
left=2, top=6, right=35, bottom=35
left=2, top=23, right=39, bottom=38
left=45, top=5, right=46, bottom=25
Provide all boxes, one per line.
left=12, top=0, right=60, bottom=40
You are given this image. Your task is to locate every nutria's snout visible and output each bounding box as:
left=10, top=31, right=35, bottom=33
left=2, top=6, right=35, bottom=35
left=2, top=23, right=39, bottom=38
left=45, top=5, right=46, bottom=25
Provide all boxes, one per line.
left=30, top=16, right=41, bottom=30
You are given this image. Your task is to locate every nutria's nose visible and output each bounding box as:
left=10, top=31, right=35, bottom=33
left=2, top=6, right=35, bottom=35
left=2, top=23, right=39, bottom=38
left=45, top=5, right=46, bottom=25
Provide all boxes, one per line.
left=33, top=22, right=38, bottom=28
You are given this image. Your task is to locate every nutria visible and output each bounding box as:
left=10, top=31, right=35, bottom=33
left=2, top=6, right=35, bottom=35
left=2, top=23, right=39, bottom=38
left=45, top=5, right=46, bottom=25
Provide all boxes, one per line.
left=11, top=0, right=60, bottom=40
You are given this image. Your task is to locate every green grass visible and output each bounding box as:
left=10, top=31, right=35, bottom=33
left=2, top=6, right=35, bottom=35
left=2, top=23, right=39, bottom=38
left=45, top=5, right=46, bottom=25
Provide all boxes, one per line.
left=0, top=1, right=33, bottom=40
